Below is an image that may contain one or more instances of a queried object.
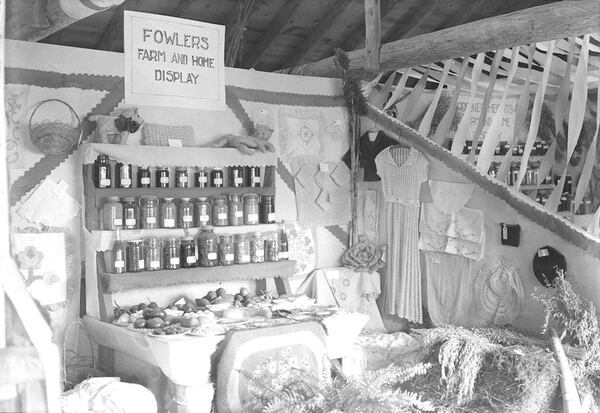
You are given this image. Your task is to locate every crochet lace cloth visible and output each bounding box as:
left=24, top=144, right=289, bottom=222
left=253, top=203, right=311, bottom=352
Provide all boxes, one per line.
left=473, top=260, right=524, bottom=325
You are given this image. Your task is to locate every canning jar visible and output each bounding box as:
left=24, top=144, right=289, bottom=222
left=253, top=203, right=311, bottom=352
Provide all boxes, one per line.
left=234, top=233, right=251, bottom=264
left=180, top=237, right=197, bottom=268
left=102, top=196, right=123, bottom=230
left=175, top=167, right=189, bottom=188
left=140, top=196, right=159, bottom=229
left=210, top=168, right=224, bottom=187
left=144, top=237, right=162, bottom=271
left=243, top=193, right=260, bottom=225
left=246, top=166, right=261, bottom=187
left=115, top=163, right=132, bottom=188
left=160, top=198, right=177, bottom=229
left=198, top=228, right=218, bottom=267
left=212, top=195, right=229, bottom=226
left=122, top=197, right=139, bottom=229
left=93, top=154, right=112, bottom=188
left=194, top=197, right=212, bottom=227
left=163, top=237, right=181, bottom=270
left=265, top=232, right=279, bottom=262
left=111, top=230, right=126, bottom=274
left=250, top=232, right=265, bottom=263
left=126, top=240, right=144, bottom=272
left=218, top=235, right=234, bottom=266
left=178, top=198, right=194, bottom=228
left=137, top=167, right=151, bottom=188
left=260, top=195, right=276, bottom=224
left=229, top=166, right=245, bottom=187
left=156, top=167, right=170, bottom=188
left=195, top=167, right=208, bottom=188
left=228, top=193, right=244, bottom=226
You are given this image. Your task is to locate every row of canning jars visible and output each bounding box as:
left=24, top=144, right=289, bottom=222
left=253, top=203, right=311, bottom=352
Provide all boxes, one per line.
left=111, top=226, right=289, bottom=273
left=93, top=154, right=262, bottom=189
left=101, top=193, right=275, bottom=230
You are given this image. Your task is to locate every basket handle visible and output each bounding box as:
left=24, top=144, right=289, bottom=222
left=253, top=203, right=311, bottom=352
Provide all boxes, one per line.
left=29, top=99, right=81, bottom=132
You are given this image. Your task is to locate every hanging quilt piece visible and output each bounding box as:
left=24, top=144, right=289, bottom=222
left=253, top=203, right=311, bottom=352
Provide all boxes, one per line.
left=291, top=159, right=351, bottom=227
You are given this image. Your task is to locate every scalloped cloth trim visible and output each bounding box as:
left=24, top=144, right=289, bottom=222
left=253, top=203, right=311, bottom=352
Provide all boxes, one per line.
left=365, top=102, right=600, bottom=259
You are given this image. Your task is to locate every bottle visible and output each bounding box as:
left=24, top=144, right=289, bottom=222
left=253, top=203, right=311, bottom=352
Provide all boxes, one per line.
left=111, top=229, right=126, bottom=274
left=115, top=163, right=132, bottom=188
left=102, top=196, right=123, bottom=230
left=175, top=167, right=189, bottom=188
left=122, top=197, right=138, bottom=229
left=137, top=167, right=151, bottom=188
left=279, top=222, right=289, bottom=260
left=93, top=154, right=112, bottom=188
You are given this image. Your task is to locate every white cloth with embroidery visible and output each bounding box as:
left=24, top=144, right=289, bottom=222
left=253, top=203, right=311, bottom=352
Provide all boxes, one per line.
left=419, top=180, right=485, bottom=261
left=375, top=146, right=429, bottom=323
left=473, top=259, right=524, bottom=326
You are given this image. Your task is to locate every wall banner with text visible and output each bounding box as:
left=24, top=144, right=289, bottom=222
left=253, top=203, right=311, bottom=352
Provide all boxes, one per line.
left=124, top=11, right=225, bottom=110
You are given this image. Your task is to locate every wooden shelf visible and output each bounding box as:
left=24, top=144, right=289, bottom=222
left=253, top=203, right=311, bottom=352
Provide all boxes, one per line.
left=518, top=183, right=554, bottom=190
left=99, top=260, right=297, bottom=294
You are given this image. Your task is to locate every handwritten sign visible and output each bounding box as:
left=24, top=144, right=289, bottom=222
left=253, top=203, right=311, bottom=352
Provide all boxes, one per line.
left=456, top=92, right=518, bottom=142
left=124, top=11, right=225, bottom=110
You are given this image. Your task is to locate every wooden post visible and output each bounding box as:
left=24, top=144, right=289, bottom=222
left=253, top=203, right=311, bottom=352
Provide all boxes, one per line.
left=364, top=0, right=381, bottom=72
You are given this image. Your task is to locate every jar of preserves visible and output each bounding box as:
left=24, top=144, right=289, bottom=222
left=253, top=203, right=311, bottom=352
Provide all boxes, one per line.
left=218, top=235, right=234, bottom=266
left=102, top=196, right=123, bottom=230
left=140, top=196, right=159, bottom=229
left=260, top=195, right=275, bottom=224
left=229, top=166, right=245, bottom=187
left=210, top=168, right=224, bottom=187
left=246, top=166, right=261, bottom=187
left=212, top=195, right=229, bottom=226
left=93, top=154, right=112, bottom=188
left=122, top=197, right=138, bottom=229
left=265, top=232, right=279, bottom=262
left=126, top=240, right=144, bottom=272
left=178, top=198, right=194, bottom=228
left=144, top=237, right=162, bottom=271
left=180, top=237, right=197, bottom=268
left=250, top=232, right=265, bottom=263
left=160, top=197, right=177, bottom=229
left=195, top=167, right=208, bottom=188
left=228, top=193, right=244, bottom=226
left=234, top=234, right=251, bottom=264
left=198, top=228, right=218, bottom=267
left=243, top=193, right=260, bottom=225
left=137, top=167, right=151, bottom=188
left=175, top=167, right=189, bottom=188
left=163, top=237, right=181, bottom=270
left=111, top=229, right=126, bottom=274
left=156, top=167, right=170, bottom=188
left=194, top=197, right=212, bottom=227
left=115, top=163, right=132, bottom=188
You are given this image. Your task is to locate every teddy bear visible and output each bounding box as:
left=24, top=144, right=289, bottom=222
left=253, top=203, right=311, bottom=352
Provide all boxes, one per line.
left=211, top=123, right=275, bottom=155
left=88, top=107, right=144, bottom=144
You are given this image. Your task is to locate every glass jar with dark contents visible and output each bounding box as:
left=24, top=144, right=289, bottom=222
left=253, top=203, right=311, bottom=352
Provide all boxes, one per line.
left=180, top=237, right=197, bottom=268
left=210, top=168, right=224, bottom=187
left=144, top=237, right=162, bottom=271
left=234, top=233, right=251, bottom=264
left=228, top=193, right=244, bottom=226
left=137, top=167, right=151, bottom=188
left=260, top=195, right=276, bottom=224
left=156, top=167, right=170, bottom=188
left=229, top=166, right=245, bottom=187
left=93, top=154, right=112, bottom=188
left=198, top=227, right=218, bottom=267
left=178, top=198, right=194, bottom=228
left=194, top=197, right=212, bottom=227
left=122, top=197, right=138, bottom=229
left=163, top=237, right=181, bottom=270
left=265, top=232, right=279, bottom=262
left=218, top=235, right=234, bottom=266
left=212, top=195, right=229, bottom=226
left=195, top=167, right=208, bottom=188
left=246, top=166, right=261, bottom=187
left=126, top=240, right=144, bottom=272
left=175, top=167, right=189, bottom=188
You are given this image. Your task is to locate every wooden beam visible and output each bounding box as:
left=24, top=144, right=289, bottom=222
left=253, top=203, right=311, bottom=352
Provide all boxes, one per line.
left=364, top=0, right=381, bottom=71
left=242, top=0, right=303, bottom=69
left=278, top=0, right=600, bottom=79
left=285, top=0, right=354, bottom=67
left=341, top=0, right=399, bottom=52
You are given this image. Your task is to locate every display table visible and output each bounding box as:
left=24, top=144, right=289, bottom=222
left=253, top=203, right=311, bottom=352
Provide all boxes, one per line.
left=83, top=311, right=368, bottom=412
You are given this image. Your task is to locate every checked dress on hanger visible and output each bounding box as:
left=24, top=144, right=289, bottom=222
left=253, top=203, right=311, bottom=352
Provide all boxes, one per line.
left=375, top=146, right=429, bottom=323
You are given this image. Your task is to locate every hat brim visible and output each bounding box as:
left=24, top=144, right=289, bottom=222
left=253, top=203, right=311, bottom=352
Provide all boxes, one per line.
left=532, top=245, right=567, bottom=288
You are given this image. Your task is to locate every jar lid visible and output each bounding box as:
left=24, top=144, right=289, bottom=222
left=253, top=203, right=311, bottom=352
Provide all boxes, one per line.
left=123, top=197, right=136, bottom=203
left=212, top=167, right=223, bottom=171
left=107, top=196, right=121, bottom=202
left=228, top=193, right=241, bottom=200
left=243, top=193, right=259, bottom=200
left=165, top=236, right=180, bottom=243
left=181, top=236, right=195, bottom=241
left=213, top=194, right=227, bottom=200
left=128, top=239, right=143, bottom=244
left=180, top=197, right=191, bottom=202
left=260, top=194, right=274, bottom=200
left=195, top=197, right=208, bottom=202
left=175, top=166, right=187, bottom=171
left=145, top=237, right=160, bottom=245
left=97, top=154, right=110, bottom=161
left=162, top=197, right=174, bottom=202
left=157, top=166, right=169, bottom=170
left=140, top=195, right=158, bottom=204
left=138, top=166, right=150, bottom=170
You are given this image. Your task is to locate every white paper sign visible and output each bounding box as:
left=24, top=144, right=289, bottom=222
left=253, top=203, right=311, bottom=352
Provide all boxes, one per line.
left=124, top=11, right=225, bottom=110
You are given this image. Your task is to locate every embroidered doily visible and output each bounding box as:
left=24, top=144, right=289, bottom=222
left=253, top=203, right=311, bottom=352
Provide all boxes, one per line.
left=428, top=180, right=475, bottom=214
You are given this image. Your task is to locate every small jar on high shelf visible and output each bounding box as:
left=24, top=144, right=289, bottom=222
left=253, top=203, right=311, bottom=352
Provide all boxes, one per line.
left=210, top=168, right=224, bottom=188
left=102, top=196, right=123, bottom=230
left=115, top=163, right=132, bottom=188
left=229, top=166, right=245, bottom=188
left=156, top=167, right=170, bottom=188
left=93, top=154, right=112, bottom=188
left=137, top=166, right=151, bottom=188
left=195, top=167, right=208, bottom=188
left=175, top=167, right=189, bottom=188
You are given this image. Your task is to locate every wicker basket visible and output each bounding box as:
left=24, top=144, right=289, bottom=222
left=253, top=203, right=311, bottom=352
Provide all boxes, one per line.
left=29, top=99, right=81, bottom=155
left=63, top=320, right=109, bottom=390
